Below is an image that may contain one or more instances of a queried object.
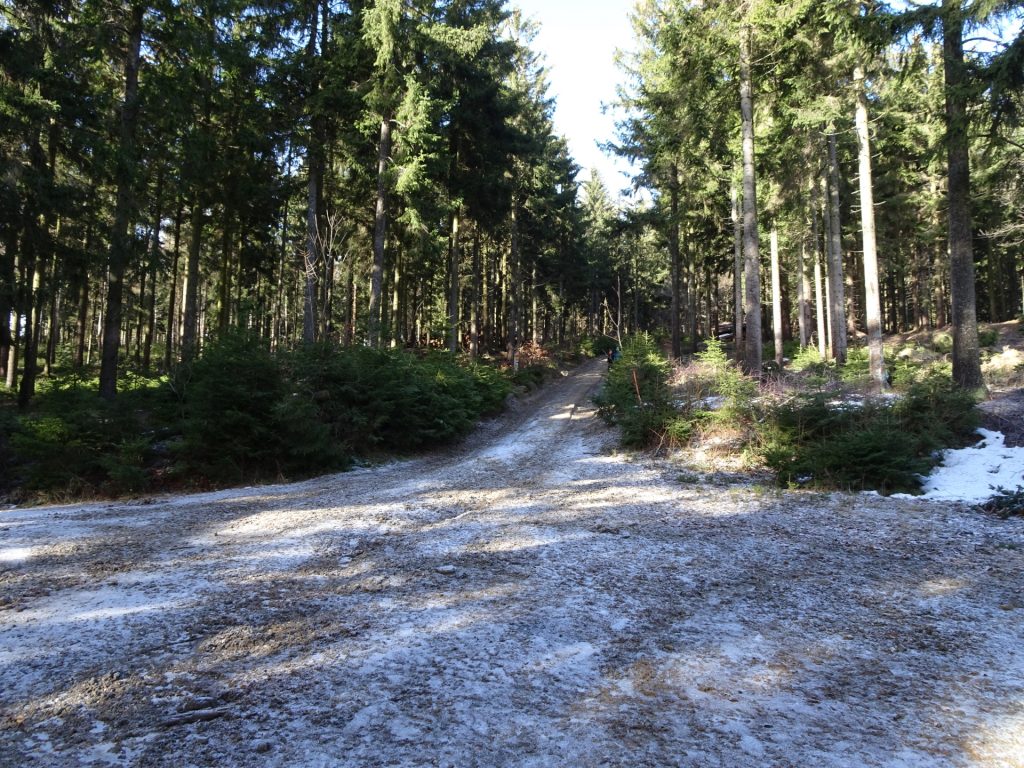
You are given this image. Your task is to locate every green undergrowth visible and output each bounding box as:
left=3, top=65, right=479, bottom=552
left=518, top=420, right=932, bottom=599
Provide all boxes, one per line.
left=597, top=334, right=981, bottom=496
left=762, top=376, right=979, bottom=494
left=594, top=333, right=678, bottom=447
left=2, top=334, right=515, bottom=501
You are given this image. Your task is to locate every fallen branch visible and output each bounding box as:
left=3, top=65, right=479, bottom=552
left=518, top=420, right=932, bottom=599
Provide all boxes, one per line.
left=159, top=708, right=230, bottom=728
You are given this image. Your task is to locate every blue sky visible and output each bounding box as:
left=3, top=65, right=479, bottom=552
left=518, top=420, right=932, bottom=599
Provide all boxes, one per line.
left=511, top=0, right=636, bottom=195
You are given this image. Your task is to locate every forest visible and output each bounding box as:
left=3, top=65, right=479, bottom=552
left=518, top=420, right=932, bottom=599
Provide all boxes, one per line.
left=1, top=0, right=1023, bottom=497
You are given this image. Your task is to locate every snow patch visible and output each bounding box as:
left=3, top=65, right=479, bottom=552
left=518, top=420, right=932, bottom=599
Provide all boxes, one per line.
left=892, top=428, right=1024, bottom=502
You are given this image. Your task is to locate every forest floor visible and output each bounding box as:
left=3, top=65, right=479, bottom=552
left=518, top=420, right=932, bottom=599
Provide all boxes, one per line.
left=2, top=357, right=1024, bottom=767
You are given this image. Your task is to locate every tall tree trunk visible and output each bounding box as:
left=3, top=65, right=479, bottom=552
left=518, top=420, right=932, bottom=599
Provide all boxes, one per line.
left=99, top=3, right=144, bottom=401
left=164, top=203, right=182, bottom=369
left=942, top=6, right=983, bottom=390
left=181, top=199, right=204, bottom=363
left=44, top=284, right=60, bottom=376
left=815, top=250, right=827, bottom=360
left=17, top=233, right=40, bottom=408
left=368, top=117, right=391, bottom=348
left=686, top=249, right=697, bottom=353
left=669, top=167, right=682, bottom=359
left=75, top=261, right=89, bottom=369
left=470, top=229, right=481, bottom=357
left=508, top=196, right=521, bottom=369
left=303, top=158, right=319, bottom=345
left=0, top=227, right=14, bottom=383
left=390, top=249, right=401, bottom=348
left=854, top=64, right=887, bottom=391
left=301, top=0, right=321, bottom=346
left=797, top=237, right=809, bottom=349
left=740, top=23, right=762, bottom=374
left=345, top=252, right=355, bottom=346
left=143, top=203, right=161, bottom=373
left=731, top=183, right=743, bottom=361
left=826, top=136, right=847, bottom=364
left=770, top=225, right=783, bottom=366
left=6, top=248, right=20, bottom=390
left=219, top=214, right=233, bottom=333
left=448, top=207, right=461, bottom=353
left=532, top=264, right=540, bottom=346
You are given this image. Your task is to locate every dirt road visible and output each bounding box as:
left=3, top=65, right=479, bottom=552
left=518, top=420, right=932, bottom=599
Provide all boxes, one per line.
left=2, top=359, right=1023, bottom=767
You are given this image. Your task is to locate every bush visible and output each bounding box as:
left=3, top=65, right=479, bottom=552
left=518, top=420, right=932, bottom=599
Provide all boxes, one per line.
left=932, top=331, right=954, bottom=354
left=509, top=363, right=549, bottom=390
left=595, top=333, right=676, bottom=447
left=174, top=332, right=290, bottom=482
left=580, top=335, right=619, bottom=358
left=6, top=376, right=168, bottom=497
left=695, top=339, right=757, bottom=421
left=3, top=337, right=517, bottom=499
left=978, top=328, right=999, bottom=348
left=285, top=345, right=510, bottom=455
left=762, top=377, right=979, bottom=494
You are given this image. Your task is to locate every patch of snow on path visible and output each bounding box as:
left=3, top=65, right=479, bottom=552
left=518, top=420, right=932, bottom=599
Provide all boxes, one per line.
left=895, top=428, right=1024, bottom=502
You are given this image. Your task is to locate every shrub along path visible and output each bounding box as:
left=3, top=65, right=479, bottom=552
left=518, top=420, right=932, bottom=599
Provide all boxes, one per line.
left=1, top=358, right=1023, bottom=767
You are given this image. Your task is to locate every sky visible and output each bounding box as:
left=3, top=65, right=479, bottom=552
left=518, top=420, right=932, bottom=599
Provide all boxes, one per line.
left=511, top=0, right=637, bottom=196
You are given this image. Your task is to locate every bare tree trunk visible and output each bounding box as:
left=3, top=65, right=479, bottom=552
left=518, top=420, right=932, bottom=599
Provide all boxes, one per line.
left=854, top=64, right=887, bottom=391
left=99, top=3, right=144, bottom=401
left=368, top=117, right=391, bottom=348
left=470, top=230, right=481, bottom=357
left=508, top=197, right=521, bottom=369
left=532, top=264, right=540, bottom=346
left=17, top=237, right=41, bottom=407
left=303, top=158, right=319, bottom=345
left=740, top=23, right=762, bottom=374
left=815, top=251, right=827, bottom=360
left=44, top=279, right=60, bottom=376
left=448, top=208, right=461, bottom=353
left=797, top=237, right=809, bottom=349
left=143, top=210, right=160, bottom=373
left=770, top=225, right=783, bottom=366
left=826, top=136, right=847, bottom=364
left=75, top=268, right=89, bottom=369
left=164, top=203, right=182, bottom=369
left=731, top=183, right=743, bottom=360
left=0, top=225, right=14, bottom=383
left=181, top=199, right=204, bottom=363
left=942, top=7, right=983, bottom=390
left=686, top=250, right=697, bottom=353
left=390, top=249, right=401, bottom=348
left=301, top=0, right=321, bottom=346
left=669, top=167, right=682, bottom=359
left=345, top=253, right=355, bottom=346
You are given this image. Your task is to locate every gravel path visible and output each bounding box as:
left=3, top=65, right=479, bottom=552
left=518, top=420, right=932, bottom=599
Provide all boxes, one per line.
left=1, top=359, right=1023, bottom=767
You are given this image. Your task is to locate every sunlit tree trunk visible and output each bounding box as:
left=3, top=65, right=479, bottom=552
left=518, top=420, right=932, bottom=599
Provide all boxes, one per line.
left=669, top=166, right=682, bottom=359
left=508, top=195, right=521, bottom=369
left=470, top=229, right=481, bottom=357
left=854, top=64, right=887, bottom=390
left=770, top=225, right=783, bottom=366
left=181, top=199, right=204, bottom=363
left=368, top=116, right=391, bottom=348
left=826, top=135, right=847, bottom=364
left=448, top=207, right=461, bottom=353
left=731, top=183, right=743, bottom=361
left=740, top=22, right=762, bottom=374
left=941, top=6, right=983, bottom=390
